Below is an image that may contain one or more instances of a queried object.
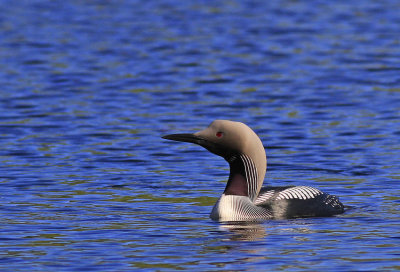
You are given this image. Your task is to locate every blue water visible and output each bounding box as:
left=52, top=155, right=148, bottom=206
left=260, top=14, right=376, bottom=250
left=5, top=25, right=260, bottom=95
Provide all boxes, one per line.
left=1, top=0, right=399, bottom=271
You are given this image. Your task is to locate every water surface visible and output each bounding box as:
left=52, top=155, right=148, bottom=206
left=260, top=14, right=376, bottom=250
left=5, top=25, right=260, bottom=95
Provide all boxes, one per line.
left=0, top=0, right=399, bottom=271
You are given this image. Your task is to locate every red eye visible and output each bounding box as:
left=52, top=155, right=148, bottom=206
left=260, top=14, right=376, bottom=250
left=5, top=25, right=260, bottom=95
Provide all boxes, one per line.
left=216, top=132, right=223, bottom=138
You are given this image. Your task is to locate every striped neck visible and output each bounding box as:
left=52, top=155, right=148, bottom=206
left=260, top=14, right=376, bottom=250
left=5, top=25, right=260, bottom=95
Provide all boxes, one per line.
left=224, top=154, right=259, bottom=202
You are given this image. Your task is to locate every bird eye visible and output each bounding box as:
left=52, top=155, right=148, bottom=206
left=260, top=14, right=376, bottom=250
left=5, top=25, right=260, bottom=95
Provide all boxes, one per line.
left=216, top=132, right=223, bottom=138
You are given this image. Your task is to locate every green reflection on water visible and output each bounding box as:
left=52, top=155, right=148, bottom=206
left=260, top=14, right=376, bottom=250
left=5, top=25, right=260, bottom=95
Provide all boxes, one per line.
left=124, top=193, right=216, bottom=206
left=241, top=87, right=257, bottom=93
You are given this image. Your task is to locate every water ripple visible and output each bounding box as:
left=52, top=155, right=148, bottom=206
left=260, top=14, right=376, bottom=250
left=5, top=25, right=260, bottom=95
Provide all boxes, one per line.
left=0, top=0, right=399, bottom=271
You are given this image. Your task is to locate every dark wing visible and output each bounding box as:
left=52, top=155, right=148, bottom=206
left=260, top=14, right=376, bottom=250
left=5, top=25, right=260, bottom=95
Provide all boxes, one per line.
left=255, top=186, right=344, bottom=218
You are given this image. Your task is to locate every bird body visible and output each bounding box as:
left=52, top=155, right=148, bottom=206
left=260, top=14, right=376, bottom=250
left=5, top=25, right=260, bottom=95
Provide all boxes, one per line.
left=163, top=120, right=344, bottom=222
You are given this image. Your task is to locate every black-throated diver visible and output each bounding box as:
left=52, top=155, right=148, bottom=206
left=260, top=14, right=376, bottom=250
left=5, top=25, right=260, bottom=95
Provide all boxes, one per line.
left=163, top=120, right=344, bottom=222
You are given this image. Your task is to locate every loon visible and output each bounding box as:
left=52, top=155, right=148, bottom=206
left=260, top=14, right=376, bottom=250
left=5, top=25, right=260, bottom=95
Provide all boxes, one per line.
left=163, top=120, right=344, bottom=222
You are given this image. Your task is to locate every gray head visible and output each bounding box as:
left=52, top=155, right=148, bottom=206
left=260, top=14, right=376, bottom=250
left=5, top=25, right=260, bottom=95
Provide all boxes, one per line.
left=163, top=120, right=267, bottom=199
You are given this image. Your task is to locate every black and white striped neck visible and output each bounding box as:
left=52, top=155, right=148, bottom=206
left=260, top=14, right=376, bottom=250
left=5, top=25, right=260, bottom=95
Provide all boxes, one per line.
left=224, top=154, right=259, bottom=202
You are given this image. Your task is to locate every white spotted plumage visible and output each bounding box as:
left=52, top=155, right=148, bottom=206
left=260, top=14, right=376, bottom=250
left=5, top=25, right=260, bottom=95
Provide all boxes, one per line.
left=276, top=186, right=322, bottom=201
left=254, top=190, right=275, bottom=205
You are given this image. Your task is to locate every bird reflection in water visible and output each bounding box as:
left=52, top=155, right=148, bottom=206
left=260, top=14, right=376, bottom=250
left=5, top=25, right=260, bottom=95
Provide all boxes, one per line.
left=219, top=221, right=267, bottom=241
